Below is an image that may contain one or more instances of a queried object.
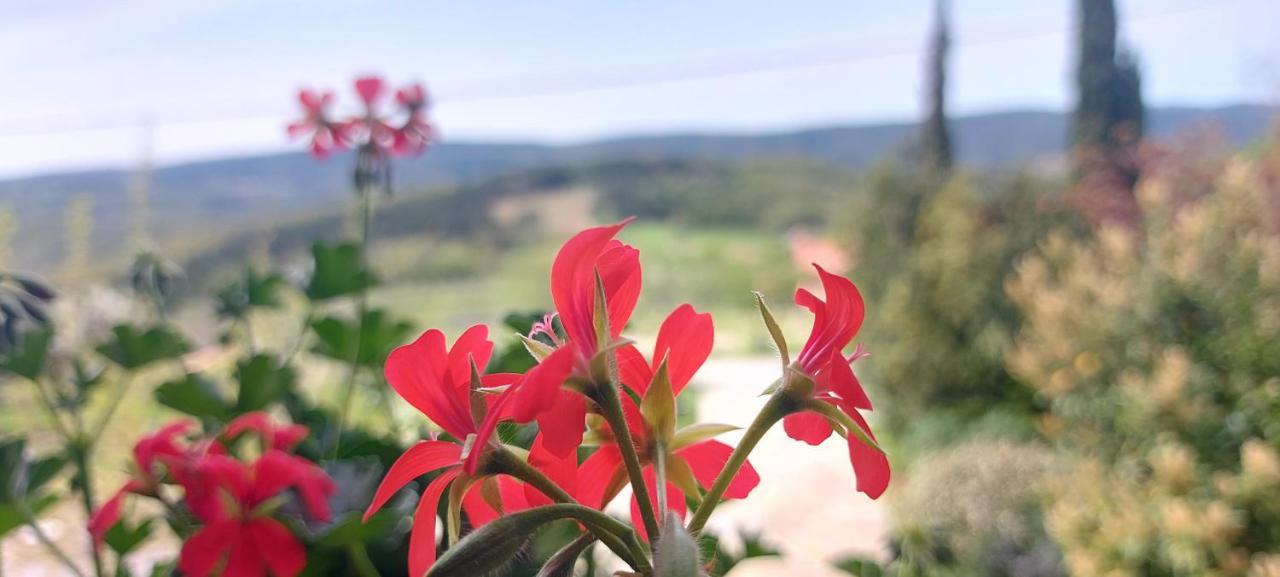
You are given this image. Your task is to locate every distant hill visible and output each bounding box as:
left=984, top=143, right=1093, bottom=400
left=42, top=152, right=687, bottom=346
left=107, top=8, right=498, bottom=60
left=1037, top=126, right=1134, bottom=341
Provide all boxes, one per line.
left=1, top=104, right=1272, bottom=273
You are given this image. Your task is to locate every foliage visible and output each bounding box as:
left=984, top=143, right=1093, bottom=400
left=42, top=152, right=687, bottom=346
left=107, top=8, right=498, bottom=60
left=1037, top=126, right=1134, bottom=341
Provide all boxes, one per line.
left=1008, top=141, right=1280, bottom=576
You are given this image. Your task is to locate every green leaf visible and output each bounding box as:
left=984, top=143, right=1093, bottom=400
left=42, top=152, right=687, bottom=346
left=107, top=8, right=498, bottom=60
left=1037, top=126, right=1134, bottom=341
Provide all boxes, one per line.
left=235, top=354, right=296, bottom=412
left=154, top=374, right=229, bottom=421
left=833, top=557, right=887, bottom=577
left=670, top=424, right=740, bottom=452
left=305, top=242, right=377, bottom=301
left=317, top=511, right=397, bottom=547
left=216, top=268, right=286, bottom=320
left=430, top=505, right=615, bottom=577
left=753, top=292, right=790, bottom=372
left=96, top=324, right=191, bottom=370
left=104, top=518, right=153, bottom=556
left=0, top=494, right=58, bottom=538
left=0, top=328, right=53, bottom=380
left=310, top=309, right=413, bottom=368
left=641, top=360, right=677, bottom=445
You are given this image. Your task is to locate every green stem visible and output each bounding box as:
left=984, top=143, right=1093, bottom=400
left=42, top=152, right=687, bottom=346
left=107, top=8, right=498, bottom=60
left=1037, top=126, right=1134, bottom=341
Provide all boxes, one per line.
left=538, top=505, right=653, bottom=575
left=26, top=377, right=72, bottom=441
left=70, top=443, right=106, bottom=577
left=493, top=450, right=650, bottom=572
left=332, top=187, right=374, bottom=459
left=15, top=497, right=86, bottom=577
left=686, top=392, right=788, bottom=535
left=347, top=542, right=380, bottom=577
left=282, top=308, right=314, bottom=364
left=654, top=444, right=668, bottom=517
left=89, top=373, right=133, bottom=442
left=594, top=383, right=661, bottom=542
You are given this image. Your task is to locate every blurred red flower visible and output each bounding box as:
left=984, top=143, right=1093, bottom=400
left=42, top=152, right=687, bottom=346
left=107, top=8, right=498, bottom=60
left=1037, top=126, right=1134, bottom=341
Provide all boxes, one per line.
left=286, top=89, right=349, bottom=159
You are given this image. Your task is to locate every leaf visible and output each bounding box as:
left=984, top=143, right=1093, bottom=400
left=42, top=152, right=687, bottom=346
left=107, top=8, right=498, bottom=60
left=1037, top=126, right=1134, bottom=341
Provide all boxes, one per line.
left=96, top=324, right=191, bottom=370
left=753, top=292, right=790, bottom=372
left=104, top=518, right=153, bottom=556
left=832, top=557, right=887, bottom=577
left=235, top=354, right=296, bottom=412
left=641, top=360, right=677, bottom=445
left=0, top=328, right=53, bottom=380
left=154, top=374, right=229, bottom=421
left=670, top=424, right=740, bottom=452
left=317, top=512, right=397, bottom=547
left=430, top=505, right=607, bottom=577
left=216, top=268, right=286, bottom=320
left=310, top=310, right=413, bottom=368
left=0, top=494, right=58, bottom=538
left=305, top=242, right=377, bottom=301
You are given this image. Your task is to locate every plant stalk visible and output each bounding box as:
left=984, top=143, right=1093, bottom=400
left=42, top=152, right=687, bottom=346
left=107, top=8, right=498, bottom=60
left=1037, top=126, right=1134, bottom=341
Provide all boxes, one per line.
left=332, top=184, right=375, bottom=459
left=686, top=392, right=788, bottom=535
left=594, top=382, right=661, bottom=542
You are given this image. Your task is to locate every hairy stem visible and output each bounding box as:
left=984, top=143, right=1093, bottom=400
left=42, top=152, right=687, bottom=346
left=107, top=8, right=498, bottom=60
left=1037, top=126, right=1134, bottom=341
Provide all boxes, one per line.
left=595, top=382, right=661, bottom=542
left=686, top=392, right=788, bottom=535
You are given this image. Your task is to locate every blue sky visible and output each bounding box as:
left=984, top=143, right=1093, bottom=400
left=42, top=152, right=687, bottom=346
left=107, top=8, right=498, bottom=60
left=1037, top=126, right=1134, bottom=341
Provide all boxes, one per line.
left=0, top=0, right=1275, bottom=177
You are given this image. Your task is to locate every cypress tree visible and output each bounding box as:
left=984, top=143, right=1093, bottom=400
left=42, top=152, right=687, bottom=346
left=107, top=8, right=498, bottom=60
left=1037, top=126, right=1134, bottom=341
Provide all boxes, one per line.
left=1073, top=0, right=1118, bottom=150
left=921, top=0, right=953, bottom=173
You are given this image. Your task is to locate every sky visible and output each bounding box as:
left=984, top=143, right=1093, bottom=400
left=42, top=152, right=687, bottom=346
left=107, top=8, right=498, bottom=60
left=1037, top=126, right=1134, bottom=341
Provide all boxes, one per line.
left=0, top=0, right=1276, bottom=178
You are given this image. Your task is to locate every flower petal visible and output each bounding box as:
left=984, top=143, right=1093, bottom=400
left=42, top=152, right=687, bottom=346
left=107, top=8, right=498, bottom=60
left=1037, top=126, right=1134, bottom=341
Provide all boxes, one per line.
left=509, top=346, right=575, bottom=423
left=783, top=412, right=833, bottom=445
left=821, top=349, right=872, bottom=410
left=845, top=410, right=891, bottom=499
left=676, top=440, right=759, bottom=500
left=629, top=467, right=686, bottom=543
left=178, top=521, right=237, bottom=577
left=386, top=330, right=475, bottom=439
left=616, top=343, right=653, bottom=397
left=365, top=441, right=462, bottom=521
left=653, top=304, right=714, bottom=394
left=523, top=433, right=578, bottom=507
left=577, top=446, right=623, bottom=509
left=410, top=468, right=462, bottom=577
left=535, top=390, right=588, bottom=458
left=550, top=220, right=636, bottom=352
left=247, top=518, right=306, bottom=577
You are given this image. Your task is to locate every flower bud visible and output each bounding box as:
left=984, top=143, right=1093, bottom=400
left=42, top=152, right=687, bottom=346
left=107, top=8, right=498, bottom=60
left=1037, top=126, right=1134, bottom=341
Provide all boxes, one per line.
left=653, top=514, right=702, bottom=577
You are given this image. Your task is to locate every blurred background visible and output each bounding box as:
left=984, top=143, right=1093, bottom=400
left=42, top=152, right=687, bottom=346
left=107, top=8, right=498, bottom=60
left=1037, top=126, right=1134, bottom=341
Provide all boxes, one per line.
left=1, top=0, right=1278, bottom=576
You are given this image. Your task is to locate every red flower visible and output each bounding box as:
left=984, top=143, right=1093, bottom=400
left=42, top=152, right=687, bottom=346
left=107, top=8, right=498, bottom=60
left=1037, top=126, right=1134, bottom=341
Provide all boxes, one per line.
left=369, top=325, right=558, bottom=577
left=178, top=450, right=335, bottom=577
left=783, top=265, right=889, bottom=499
left=88, top=420, right=195, bottom=545
left=507, top=220, right=642, bottom=456
left=346, top=75, right=397, bottom=153
left=392, top=83, right=436, bottom=156
left=582, top=305, right=759, bottom=540
left=286, top=89, right=349, bottom=159
left=222, top=411, right=309, bottom=452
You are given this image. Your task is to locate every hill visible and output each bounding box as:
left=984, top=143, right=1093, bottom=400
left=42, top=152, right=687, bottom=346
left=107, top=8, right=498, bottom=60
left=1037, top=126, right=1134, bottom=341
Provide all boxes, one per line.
left=1, top=104, right=1272, bottom=273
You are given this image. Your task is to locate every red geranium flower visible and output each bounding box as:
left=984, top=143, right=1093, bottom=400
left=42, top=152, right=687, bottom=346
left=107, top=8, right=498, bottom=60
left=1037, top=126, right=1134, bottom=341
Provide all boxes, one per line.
left=783, top=265, right=889, bottom=499
left=504, top=219, right=642, bottom=456
left=367, top=325, right=568, bottom=577
left=581, top=305, right=760, bottom=540
left=345, top=75, right=397, bottom=153
left=178, top=449, right=335, bottom=577
left=286, top=89, right=350, bottom=159
left=88, top=420, right=196, bottom=545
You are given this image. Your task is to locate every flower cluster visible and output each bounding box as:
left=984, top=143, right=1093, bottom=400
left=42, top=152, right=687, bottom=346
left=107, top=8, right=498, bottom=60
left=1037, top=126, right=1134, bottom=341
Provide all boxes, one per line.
left=287, top=75, right=436, bottom=159
left=367, top=219, right=889, bottom=575
left=89, top=413, right=335, bottom=577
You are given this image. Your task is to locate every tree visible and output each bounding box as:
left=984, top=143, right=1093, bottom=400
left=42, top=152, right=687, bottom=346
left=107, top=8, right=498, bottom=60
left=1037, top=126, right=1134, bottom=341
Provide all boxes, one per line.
left=921, top=0, right=953, bottom=173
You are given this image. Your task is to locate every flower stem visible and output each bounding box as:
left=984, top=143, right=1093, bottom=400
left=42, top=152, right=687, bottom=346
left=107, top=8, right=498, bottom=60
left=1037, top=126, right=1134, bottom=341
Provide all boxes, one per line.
left=347, top=542, right=380, bottom=577
left=594, top=382, right=661, bottom=542
left=332, top=186, right=375, bottom=459
left=15, top=497, right=85, bottom=577
left=686, top=392, right=788, bottom=535
left=69, top=441, right=106, bottom=577
left=491, top=448, right=575, bottom=504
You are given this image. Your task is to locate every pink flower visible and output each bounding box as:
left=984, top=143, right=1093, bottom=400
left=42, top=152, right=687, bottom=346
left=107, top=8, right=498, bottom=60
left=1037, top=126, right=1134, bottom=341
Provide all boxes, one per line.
left=88, top=420, right=195, bottom=545
left=286, top=89, right=349, bottom=159
left=392, top=83, right=436, bottom=156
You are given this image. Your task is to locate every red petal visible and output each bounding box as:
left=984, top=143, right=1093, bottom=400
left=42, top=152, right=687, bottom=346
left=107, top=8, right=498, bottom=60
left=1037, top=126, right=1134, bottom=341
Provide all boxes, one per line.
left=535, top=390, right=587, bottom=458
left=446, top=324, right=494, bottom=393
left=247, top=518, right=306, bottom=577
left=783, top=412, right=833, bottom=445
left=616, top=343, right=653, bottom=397
left=410, top=468, right=461, bottom=577
left=224, top=530, right=266, bottom=577
left=88, top=483, right=135, bottom=545
left=577, top=446, right=623, bottom=509
left=653, top=304, right=714, bottom=394
left=821, top=349, right=872, bottom=410
left=597, top=240, right=642, bottom=338
left=523, top=433, right=578, bottom=507
left=462, top=482, right=500, bottom=528
left=846, top=411, right=890, bottom=499
left=365, top=441, right=462, bottom=521
left=497, top=476, right=531, bottom=513
left=795, top=265, right=865, bottom=372
left=676, top=440, right=759, bottom=499
left=178, top=521, right=236, bottom=577
left=386, top=330, right=475, bottom=439
left=508, top=346, right=575, bottom=423
left=550, top=220, right=635, bottom=352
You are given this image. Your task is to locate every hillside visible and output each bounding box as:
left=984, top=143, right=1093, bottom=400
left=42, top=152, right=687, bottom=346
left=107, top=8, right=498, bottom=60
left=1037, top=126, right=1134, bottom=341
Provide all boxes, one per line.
left=1, top=104, right=1272, bottom=273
